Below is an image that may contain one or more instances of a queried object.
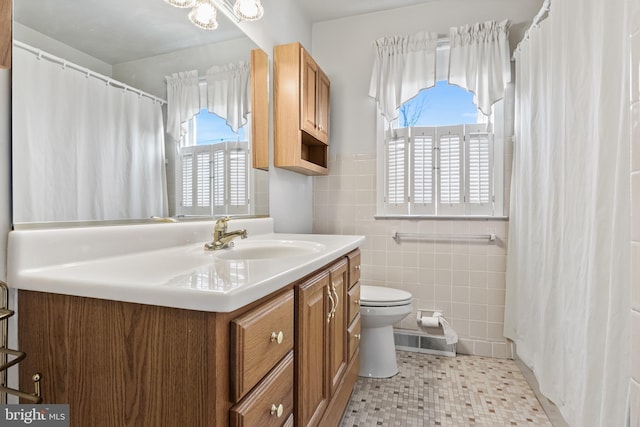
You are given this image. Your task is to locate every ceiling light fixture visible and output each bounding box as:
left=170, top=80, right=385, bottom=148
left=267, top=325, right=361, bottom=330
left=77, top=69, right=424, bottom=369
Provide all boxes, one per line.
left=188, top=0, right=219, bottom=30
left=165, top=0, right=264, bottom=30
left=233, top=0, right=264, bottom=21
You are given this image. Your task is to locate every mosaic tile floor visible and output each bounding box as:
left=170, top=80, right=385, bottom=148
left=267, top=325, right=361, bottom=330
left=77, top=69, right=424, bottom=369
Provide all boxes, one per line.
left=340, top=351, right=552, bottom=427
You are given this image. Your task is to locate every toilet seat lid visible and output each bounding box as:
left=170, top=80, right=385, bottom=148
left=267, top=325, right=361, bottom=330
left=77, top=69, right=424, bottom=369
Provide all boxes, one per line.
left=360, top=285, right=412, bottom=307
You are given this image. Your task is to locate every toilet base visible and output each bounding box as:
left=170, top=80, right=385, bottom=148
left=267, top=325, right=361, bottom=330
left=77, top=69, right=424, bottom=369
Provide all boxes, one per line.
left=358, top=325, right=398, bottom=378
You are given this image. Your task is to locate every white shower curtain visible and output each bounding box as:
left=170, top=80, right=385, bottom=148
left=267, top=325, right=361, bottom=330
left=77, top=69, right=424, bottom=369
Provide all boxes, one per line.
left=505, top=0, right=630, bottom=425
left=13, top=47, right=168, bottom=223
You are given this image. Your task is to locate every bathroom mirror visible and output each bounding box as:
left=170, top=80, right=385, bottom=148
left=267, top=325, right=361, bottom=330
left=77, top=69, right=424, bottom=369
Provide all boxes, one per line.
left=11, top=0, right=269, bottom=226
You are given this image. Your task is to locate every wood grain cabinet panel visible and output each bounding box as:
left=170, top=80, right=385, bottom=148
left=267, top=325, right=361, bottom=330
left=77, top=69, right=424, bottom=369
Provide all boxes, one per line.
left=328, top=259, right=348, bottom=397
left=231, top=290, right=294, bottom=402
left=296, top=271, right=330, bottom=427
left=230, top=351, right=294, bottom=427
left=347, top=281, right=361, bottom=325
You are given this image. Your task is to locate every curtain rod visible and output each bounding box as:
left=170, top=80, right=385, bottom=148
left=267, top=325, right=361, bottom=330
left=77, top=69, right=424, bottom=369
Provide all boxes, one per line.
left=13, top=41, right=167, bottom=105
left=511, top=0, right=551, bottom=60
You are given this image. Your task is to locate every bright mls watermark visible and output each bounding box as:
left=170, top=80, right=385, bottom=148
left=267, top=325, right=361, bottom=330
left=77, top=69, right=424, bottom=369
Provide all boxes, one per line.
left=0, top=405, right=69, bottom=426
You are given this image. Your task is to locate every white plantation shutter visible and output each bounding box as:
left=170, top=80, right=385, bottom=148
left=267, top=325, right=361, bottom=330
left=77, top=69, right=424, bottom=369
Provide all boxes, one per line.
left=213, top=149, right=226, bottom=209
left=437, top=125, right=464, bottom=215
left=465, top=124, right=493, bottom=215
left=178, top=142, right=250, bottom=216
left=227, top=145, right=250, bottom=214
left=179, top=146, right=214, bottom=215
left=384, top=128, right=409, bottom=214
left=411, top=127, right=436, bottom=214
left=182, top=154, right=193, bottom=208
left=196, top=152, right=211, bottom=208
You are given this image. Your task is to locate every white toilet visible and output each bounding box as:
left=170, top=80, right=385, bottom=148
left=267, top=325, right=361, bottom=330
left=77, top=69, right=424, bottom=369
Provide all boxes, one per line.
left=358, top=285, right=412, bottom=378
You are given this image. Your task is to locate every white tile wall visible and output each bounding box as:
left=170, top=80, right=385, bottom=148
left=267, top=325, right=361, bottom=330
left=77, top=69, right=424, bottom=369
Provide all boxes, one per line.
left=313, top=153, right=511, bottom=358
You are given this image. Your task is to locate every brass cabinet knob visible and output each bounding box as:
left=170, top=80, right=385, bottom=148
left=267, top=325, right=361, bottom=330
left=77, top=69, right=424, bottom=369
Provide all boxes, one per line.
left=270, top=331, right=284, bottom=344
left=355, top=334, right=361, bottom=340
left=354, top=299, right=360, bottom=306
left=270, top=403, right=284, bottom=418
left=355, top=265, right=361, bottom=271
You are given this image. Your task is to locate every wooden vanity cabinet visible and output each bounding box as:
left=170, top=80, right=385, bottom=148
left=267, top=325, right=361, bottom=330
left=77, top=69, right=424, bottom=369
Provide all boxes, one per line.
left=295, top=250, right=361, bottom=427
left=17, top=249, right=361, bottom=427
left=274, top=42, right=330, bottom=176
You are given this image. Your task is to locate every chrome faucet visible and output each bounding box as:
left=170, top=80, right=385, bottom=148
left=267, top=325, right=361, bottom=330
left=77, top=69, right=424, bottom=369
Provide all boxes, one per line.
left=204, top=216, right=247, bottom=251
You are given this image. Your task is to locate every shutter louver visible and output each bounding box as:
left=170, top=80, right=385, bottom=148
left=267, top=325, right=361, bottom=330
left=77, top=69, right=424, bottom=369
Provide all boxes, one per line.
left=384, top=128, right=409, bottom=214
left=213, top=150, right=225, bottom=208
left=182, top=154, right=193, bottom=208
left=411, top=127, right=436, bottom=215
left=229, top=149, right=247, bottom=208
left=468, top=132, right=490, bottom=204
left=465, top=124, right=494, bottom=215
left=196, top=152, right=211, bottom=208
left=437, top=125, right=465, bottom=215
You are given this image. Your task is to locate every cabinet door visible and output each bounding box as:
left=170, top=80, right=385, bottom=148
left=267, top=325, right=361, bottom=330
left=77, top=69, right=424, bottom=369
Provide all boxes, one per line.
left=328, top=258, right=348, bottom=397
left=296, top=271, right=330, bottom=427
left=316, top=69, right=330, bottom=144
left=300, top=49, right=319, bottom=138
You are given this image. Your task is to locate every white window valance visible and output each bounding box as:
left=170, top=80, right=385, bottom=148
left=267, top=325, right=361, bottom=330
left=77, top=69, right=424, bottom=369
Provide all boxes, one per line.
left=448, top=19, right=511, bottom=115
left=368, top=31, right=439, bottom=121
left=165, top=70, right=201, bottom=142
left=369, top=20, right=511, bottom=120
left=206, top=61, right=251, bottom=133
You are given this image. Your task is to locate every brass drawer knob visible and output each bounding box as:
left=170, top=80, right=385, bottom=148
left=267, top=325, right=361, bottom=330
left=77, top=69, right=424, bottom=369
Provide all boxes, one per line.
left=270, top=403, right=284, bottom=418
left=270, top=331, right=284, bottom=344
left=355, top=333, right=361, bottom=340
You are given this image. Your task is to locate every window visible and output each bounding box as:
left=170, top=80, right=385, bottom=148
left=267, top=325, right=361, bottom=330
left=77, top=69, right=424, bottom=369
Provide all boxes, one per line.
left=377, top=81, right=504, bottom=217
left=178, top=109, right=251, bottom=216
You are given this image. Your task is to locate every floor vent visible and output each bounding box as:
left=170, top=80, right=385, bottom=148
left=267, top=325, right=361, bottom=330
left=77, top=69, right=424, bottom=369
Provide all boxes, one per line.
left=394, top=329, right=456, bottom=357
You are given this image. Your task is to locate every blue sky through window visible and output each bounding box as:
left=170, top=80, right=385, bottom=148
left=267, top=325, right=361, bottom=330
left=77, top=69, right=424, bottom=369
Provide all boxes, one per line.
left=195, top=108, right=245, bottom=145
left=398, top=80, right=478, bottom=127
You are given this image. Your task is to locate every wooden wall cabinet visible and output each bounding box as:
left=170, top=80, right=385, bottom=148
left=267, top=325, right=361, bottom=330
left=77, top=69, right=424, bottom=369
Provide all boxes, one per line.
left=18, top=250, right=361, bottom=427
left=274, top=42, right=330, bottom=176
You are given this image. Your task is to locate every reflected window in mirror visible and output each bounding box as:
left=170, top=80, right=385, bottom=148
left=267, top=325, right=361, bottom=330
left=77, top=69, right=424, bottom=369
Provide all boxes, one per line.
left=178, top=108, right=251, bottom=217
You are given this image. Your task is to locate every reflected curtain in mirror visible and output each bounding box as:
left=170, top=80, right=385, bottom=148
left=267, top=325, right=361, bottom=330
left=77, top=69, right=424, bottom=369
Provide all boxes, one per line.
left=12, top=45, right=168, bottom=222
left=206, top=61, right=250, bottom=133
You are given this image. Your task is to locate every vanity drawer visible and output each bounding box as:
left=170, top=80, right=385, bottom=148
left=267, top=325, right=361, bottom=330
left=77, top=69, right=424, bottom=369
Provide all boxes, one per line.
left=347, top=315, right=361, bottom=361
left=231, top=290, right=294, bottom=401
left=230, top=351, right=294, bottom=427
left=348, top=250, right=361, bottom=288
left=347, top=281, right=361, bottom=324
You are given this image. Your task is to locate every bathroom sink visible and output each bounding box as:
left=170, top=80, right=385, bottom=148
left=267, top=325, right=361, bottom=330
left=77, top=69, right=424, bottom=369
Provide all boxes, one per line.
left=214, top=239, right=326, bottom=261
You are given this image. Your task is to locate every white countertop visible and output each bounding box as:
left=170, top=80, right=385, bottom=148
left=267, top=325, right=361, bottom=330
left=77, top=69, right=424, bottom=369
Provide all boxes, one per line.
left=7, top=218, right=365, bottom=312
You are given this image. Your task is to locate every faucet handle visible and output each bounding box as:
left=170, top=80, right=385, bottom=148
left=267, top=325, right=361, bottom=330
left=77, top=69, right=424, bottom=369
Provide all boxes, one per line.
left=215, top=216, right=231, bottom=229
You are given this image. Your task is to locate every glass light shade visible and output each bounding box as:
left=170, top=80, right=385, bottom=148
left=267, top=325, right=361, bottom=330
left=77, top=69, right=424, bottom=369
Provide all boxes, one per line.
left=189, top=0, right=219, bottom=30
left=233, top=0, right=264, bottom=21
left=165, top=0, right=196, bottom=8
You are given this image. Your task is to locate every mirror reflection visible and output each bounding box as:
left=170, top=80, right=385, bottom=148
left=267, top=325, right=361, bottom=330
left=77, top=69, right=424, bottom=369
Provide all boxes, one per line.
left=12, top=0, right=269, bottom=225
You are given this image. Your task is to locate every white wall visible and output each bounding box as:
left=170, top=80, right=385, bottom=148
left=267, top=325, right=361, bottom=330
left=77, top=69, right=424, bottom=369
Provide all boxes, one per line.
left=311, top=0, right=542, bottom=357
left=113, top=36, right=257, bottom=99
left=13, top=22, right=113, bottom=76
left=238, top=0, right=314, bottom=233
